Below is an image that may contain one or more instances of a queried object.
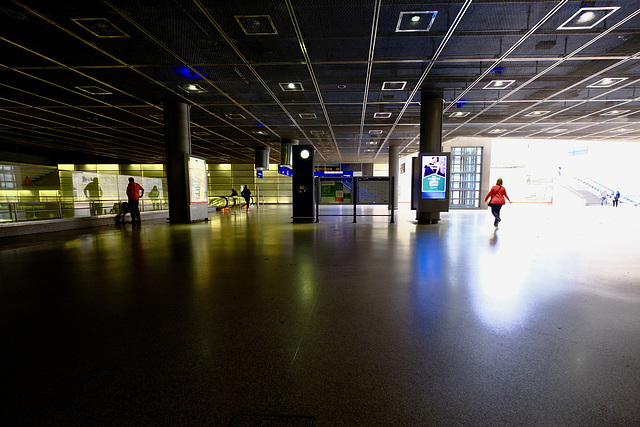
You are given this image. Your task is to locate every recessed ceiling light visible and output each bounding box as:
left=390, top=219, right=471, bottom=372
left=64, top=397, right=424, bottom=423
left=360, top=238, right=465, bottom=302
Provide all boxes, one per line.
left=600, top=110, right=629, bottom=116
left=368, top=141, right=378, bottom=145
left=368, top=130, right=383, bottom=135
left=310, top=130, right=325, bottom=136
left=382, top=81, right=407, bottom=91
left=299, top=113, right=317, bottom=119
left=254, top=130, right=268, bottom=136
left=337, top=84, right=347, bottom=89
left=72, top=18, right=129, bottom=38
left=279, top=82, right=304, bottom=91
left=449, top=112, right=469, bottom=118
left=225, top=113, right=246, bottom=120
left=525, top=110, right=550, bottom=117
left=75, top=85, right=112, bottom=95
left=587, top=77, right=628, bottom=88
left=179, top=83, right=206, bottom=93
left=396, top=11, right=438, bottom=32
left=547, top=129, right=568, bottom=134
left=488, top=129, right=506, bottom=134
left=483, top=80, right=515, bottom=90
left=235, top=15, right=278, bottom=35
left=557, top=7, right=620, bottom=30
left=374, top=112, right=392, bottom=119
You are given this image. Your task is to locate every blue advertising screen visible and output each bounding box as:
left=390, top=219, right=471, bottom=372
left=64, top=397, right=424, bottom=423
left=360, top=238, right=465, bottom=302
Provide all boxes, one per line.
left=421, top=155, right=447, bottom=199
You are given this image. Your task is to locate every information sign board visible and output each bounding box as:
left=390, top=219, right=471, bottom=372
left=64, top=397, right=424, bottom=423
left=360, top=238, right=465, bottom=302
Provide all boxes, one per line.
left=319, top=177, right=353, bottom=204
left=357, top=177, right=390, bottom=204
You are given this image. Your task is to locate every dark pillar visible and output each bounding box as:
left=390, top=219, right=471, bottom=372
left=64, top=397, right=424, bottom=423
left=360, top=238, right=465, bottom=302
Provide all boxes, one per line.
left=292, top=145, right=315, bottom=223
left=389, top=144, right=400, bottom=209
left=163, top=100, right=191, bottom=224
left=362, top=163, right=374, bottom=176
left=417, top=92, right=444, bottom=224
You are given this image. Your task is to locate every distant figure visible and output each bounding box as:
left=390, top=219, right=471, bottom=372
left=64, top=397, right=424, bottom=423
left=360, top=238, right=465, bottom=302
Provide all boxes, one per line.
left=600, top=190, right=608, bottom=206
left=612, top=190, right=620, bottom=207
left=230, top=188, right=239, bottom=207
left=83, top=177, right=103, bottom=216
left=241, top=185, right=251, bottom=211
left=126, top=177, right=144, bottom=224
left=148, top=185, right=160, bottom=210
left=485, top=178, right=512, bottom=229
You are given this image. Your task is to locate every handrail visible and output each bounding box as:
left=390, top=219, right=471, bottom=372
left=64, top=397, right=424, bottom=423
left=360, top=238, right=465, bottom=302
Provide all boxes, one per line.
left=0, top=199, right=168, bottom=223
left=574, top=176, right=636, bottom=205
left=208, top=195, right=257, bottom=209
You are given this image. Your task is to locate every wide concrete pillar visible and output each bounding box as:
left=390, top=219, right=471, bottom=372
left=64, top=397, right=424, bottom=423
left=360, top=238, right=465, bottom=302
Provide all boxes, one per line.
left=163, top=100, right=191, bottom=224
left=389, top=144, right=400, bottom=209
left=417, top=92, right=444, bottom=224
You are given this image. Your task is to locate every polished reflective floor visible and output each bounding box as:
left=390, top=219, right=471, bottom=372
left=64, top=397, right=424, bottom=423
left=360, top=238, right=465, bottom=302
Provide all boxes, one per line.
left=2, top=204, right=639, bottom=425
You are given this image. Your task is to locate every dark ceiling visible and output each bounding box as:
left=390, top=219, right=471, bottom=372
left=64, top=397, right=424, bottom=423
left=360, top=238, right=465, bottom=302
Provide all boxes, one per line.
left=1, top=0, right=640, bottom=165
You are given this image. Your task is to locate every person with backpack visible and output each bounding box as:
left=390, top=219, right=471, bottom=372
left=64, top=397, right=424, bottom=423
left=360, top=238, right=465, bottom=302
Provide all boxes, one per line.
left=485, top=178, right=511, bottom=229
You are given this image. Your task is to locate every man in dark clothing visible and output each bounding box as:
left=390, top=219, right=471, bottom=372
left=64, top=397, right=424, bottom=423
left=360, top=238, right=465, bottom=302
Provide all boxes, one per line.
left=241, top=185, right=251, bottom=211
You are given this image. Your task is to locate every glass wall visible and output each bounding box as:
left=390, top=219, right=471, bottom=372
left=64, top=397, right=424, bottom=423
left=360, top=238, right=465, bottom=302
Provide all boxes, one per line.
left=0, top=164, right=62, bottom=222
left=450, top=147, right=483, bottom=208
left=207, top=163, right=292, bottom=204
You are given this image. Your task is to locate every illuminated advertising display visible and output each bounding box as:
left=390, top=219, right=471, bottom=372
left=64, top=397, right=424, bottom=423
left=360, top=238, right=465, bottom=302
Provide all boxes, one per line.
left=421, top=155, right=447, bottom=199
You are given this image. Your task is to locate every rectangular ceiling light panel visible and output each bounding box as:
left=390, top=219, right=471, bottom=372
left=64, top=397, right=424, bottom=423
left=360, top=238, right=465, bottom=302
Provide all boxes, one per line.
left=382, top=81, right=406, bottom=91
left=179, top=84, right=206, bottom=93
left=483, top=80, right=515, bottom=90
left=72, top=18, right=129, bottom=38
left=75, top=86, right=112, bottom=95
left=525, top=111, right=550, bottom=117
left=587, top=78, right=628, bottom=88
left=374, top=112, right=392, bottom=119
left=557, top=7, right=620, bottom=30
left=279, top=82, right=304, bottom=91
left=235, top=15, right=278, bottom=35
left=600, top=110, right=629, bottom=116
left=396, top=11, right=438, bottom=32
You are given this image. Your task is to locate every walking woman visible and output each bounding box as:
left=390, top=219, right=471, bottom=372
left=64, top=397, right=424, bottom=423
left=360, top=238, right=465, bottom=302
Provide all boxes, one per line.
left=485, top=178, right=511, bottom=229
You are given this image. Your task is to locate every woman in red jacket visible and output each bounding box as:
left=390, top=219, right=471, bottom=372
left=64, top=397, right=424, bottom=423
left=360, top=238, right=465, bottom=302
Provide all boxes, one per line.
left=485, top=178, right=511, bottom=229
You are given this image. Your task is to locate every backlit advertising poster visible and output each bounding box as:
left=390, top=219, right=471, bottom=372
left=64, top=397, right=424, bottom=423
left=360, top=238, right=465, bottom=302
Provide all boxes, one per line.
left=421, top=155, right=447, bottom=199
